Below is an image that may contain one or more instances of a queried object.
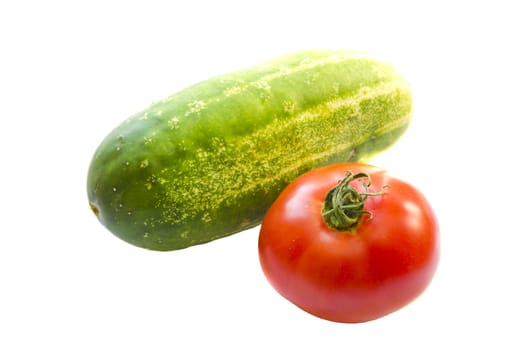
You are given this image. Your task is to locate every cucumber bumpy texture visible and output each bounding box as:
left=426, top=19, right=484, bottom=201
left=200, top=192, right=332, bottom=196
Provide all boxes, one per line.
left=87, top=50, right=413, bottom=250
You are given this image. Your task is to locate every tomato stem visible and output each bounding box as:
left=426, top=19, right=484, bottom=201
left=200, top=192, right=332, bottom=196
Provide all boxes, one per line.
left=322, top=171, right=385, bottom=232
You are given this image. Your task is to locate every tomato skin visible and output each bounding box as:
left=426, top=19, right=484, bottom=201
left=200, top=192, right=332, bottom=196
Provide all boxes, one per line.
left=258, top=163, right=440, bottom=323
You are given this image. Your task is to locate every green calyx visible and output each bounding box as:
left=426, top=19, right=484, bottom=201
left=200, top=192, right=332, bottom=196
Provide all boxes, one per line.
left=322, top=171, right=386, bottom=232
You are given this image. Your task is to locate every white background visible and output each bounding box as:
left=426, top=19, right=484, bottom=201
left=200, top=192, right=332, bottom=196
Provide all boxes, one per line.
left=1, top=0, right=527, bottom=348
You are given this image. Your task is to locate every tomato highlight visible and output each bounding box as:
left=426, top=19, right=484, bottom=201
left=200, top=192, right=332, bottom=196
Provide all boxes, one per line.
left=258, top=163, right=440, bottom=323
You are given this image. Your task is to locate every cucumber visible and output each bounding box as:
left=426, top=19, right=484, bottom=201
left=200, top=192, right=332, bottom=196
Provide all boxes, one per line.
left=87, top=50, right=412, bottom=251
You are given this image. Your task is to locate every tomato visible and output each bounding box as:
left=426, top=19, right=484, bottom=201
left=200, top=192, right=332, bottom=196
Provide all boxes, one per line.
left=258, top=163, right=440, bottom=323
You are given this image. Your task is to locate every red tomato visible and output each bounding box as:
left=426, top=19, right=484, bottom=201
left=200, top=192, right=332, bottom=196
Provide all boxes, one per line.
left=258, top=163, right=440, bottom=323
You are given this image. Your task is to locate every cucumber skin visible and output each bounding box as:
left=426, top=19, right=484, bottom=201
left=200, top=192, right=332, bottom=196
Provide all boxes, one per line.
left=87, top=50, right=413, bottom=251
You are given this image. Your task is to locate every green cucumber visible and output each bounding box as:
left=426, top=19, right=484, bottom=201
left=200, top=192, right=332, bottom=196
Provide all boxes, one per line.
left=87, top=50, right=412, bottom=251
